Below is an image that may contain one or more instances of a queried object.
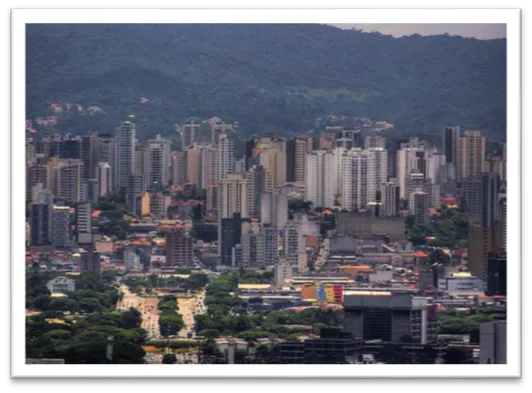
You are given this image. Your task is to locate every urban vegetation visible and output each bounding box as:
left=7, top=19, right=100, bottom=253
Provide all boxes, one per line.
left=27, top=24, right=505, bottom=141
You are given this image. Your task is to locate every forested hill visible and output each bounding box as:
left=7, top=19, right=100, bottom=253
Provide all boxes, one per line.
left=26, top=24, right=506, bottom=141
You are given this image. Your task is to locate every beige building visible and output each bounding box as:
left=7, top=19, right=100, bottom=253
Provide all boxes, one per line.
left=319, top=132, right=336, bottom=151
left=460, top=130, right=486, bottom=179
left=185, top=146, right=201, bottom=186
left=218, top=172, right=249, bottom=219
left=364, top=135, right=386, bottom=149
left=50, top=159, right=84, bottom=203
left=295, top=137, right=308, bottom=185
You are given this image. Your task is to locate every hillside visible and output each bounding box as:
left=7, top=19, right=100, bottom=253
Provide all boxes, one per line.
left=26, top=24, right=506, bottom=141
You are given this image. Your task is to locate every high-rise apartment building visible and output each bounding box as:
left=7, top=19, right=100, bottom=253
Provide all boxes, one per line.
left=80, top=249, right=100, bottom=275
left=261, top=189, right=288, bottom=229
left=81, top=132, right=100, bottom=180
left=149, top=192, right=171, bottom=218
left=409, top=188, right=429, bottom=226
left=241, top=223, right=279, bottom=267
left=206, top=184, right=219, bottom=219
left=165, top=229, right=194, bottom=266
left=212, top=121, right=233, bottom=147
left=468, top=222, right=504, bottom=280
left=171, top=151, right=186, bottom=186
left=185, top=146, right=201, bottom=186
left=218, top=132, right=235, bottom=181
left=318, top=132, right=335, bottom=151
left=182, top=120, right=201, bottom=148
left=341, top=129, right=362, bottom=148
left=146, top=141, right=164, bottom=191
left=479, top=321, right=506, bottom=364
left=306, top=150, right=336, bottom=209
left=148, top=135, right=171, bottom=184
left=126, top=173, right=144, bottom=213
left=283, top=220, right=305, bottom=265
left=364, top=135, right=386, bottom=149
left=95, top=162, right=112, bottom=197
left=115, top=121, right=136, bottom=190
left=218, top=172, right=249, bottom=219
left=52, top=159, right=84, bottom=203
left=201, top=145, right=219, bottom=188
left=396, top=147, right=425, bottom=199
left=381, top=179, right=400, bottom=217
left=459, top=130, right=486, bottom=179
left=98, top=134, right=115, bottom=191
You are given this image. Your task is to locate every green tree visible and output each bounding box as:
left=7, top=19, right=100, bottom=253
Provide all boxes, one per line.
left=162, top=354, right=177, bottom=364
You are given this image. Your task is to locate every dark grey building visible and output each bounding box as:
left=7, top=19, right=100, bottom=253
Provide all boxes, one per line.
left=220, top=213, right=242, bottom=266
left=280, top=328, right=363, bottom=364
left=343, top=294, right=438, bottom=344
left=479, top=321, right=506, bottom=364
left=462, top=173, right=499, bottom=227
left=486, top=253, right=506, bottom=296
left=30, top=203, right=50, bottom=246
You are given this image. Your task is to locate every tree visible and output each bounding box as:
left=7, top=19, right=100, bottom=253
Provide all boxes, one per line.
left=429, top=249, right=450, bottom=265
left=405, top=215, right=416, bottom=230
left=162, top=354, right=177, bottom=364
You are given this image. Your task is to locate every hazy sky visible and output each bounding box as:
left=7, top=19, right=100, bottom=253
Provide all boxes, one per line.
left=331, top=23, right=506, bottom=40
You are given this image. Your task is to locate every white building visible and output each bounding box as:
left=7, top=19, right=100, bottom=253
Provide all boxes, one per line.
left=381, top=179, right=400, bottom=216
left=342, top=148, right=386, bottom=211
left=218, top=132, right=235, bottom=181
left=396, top=147, right=424, bottom=199
left=306, top=150, right=336, bottom=209
left=438, top=272, right=485, bottom=295
left=283, top=220, right=305, bottom=265
left=261, top=189, right=288, bottom=230
left=95, top=162, right=112, bottom=197
left=218, top=172, right=249, bottom=219
left=46, top=276, right=76, bottom=294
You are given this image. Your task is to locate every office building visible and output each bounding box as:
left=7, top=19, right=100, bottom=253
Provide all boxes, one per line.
left=75, top=202, right=93, bottom=245
left=437, top=272, right=484, bottom=295
left=479, top=321, right=506, bottom=364
left=467, top=222, right=504, bottom=280
left=80, top=249, right=100, bottom=275
left=30, top=203, right=51, bottom=246
left=246, top=165, right=266, bottom=220
left=115, top=121, right=136, bottom=190
left=220, top=213, right=242, bottom=266
left=486, top=253, right=507, bottom=296
left=53, top=134, right=82, bottom=160
left=498, top=192, right=507, bottom=250
left=343, top=293, right=438, bottom=344
left=442, top=125, right=461, bottom=181
left=462, top=173, right=499, bottom=227
left=460, top=130, right=486, bottom=179
left=81, top=132, right=100, bottom=180
left=165, top=229, right=194, bottom=266
left=51, top=205, right=71, bottom=248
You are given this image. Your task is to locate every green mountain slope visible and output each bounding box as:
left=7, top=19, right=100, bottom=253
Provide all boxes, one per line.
left=26, top=24, right=506, bottom=141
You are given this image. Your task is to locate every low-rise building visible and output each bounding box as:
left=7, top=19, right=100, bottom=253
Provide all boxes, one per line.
left=46, top=276, right=76, bottom=294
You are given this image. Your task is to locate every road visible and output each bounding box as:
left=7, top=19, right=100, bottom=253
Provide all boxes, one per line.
left=116, top=284, right=160, bottom=339
left=177, top=289, right=206, bottom=338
